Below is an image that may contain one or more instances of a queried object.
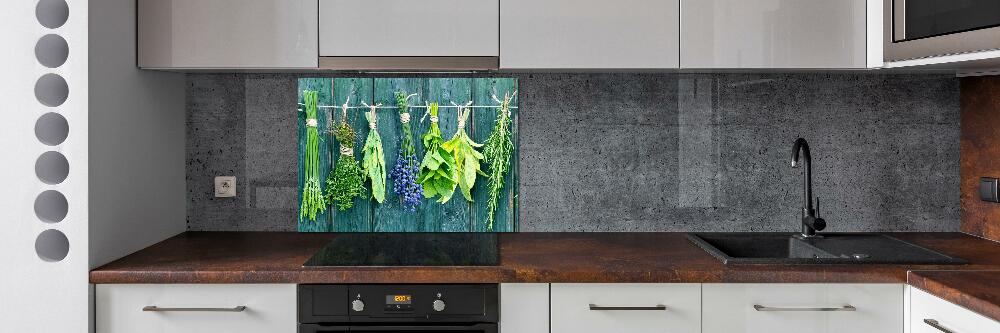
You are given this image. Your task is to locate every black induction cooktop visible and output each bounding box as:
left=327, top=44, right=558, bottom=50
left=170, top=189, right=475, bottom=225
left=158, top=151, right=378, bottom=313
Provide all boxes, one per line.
left=303, top=233, right=500, bottom=267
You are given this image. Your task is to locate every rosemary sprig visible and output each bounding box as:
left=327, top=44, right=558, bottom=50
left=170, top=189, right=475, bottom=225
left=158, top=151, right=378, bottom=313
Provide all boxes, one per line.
left=483, top=91, right=516, bottom=230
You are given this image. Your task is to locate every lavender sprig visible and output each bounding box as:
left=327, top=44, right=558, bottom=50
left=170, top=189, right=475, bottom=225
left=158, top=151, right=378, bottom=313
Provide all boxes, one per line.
left=390, top=150, right=423, bottom=211
left=391, top=91, right=423, bottom=211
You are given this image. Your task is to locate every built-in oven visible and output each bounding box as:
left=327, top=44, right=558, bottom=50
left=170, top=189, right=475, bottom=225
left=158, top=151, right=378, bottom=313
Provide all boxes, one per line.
left=298, top=284, right=498, bottom=333
left=884, top=0, right=1000, bottom=61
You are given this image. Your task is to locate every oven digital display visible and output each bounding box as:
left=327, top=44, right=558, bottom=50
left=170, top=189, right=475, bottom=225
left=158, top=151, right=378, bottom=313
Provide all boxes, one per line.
left=386, top=295, right=412, bottom=304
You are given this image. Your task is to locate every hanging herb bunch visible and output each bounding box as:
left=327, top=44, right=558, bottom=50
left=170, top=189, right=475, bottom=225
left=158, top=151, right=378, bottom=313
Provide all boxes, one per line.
left=325, top=100, right=365, bottom=211
left=482, top=91, right=516, bottom=230
left=418, top=103, right=459, bottom=203
left=361, top=102, right=386, bottom=203
left=389, top=91, right=423, bottom=211
left=442, top=102, right=486, bottom=202
left=299, top=90, right=326, bottom=221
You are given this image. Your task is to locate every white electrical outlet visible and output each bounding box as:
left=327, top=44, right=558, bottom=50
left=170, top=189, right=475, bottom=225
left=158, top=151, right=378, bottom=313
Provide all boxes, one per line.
left=215, top=176, right=236, bottom=198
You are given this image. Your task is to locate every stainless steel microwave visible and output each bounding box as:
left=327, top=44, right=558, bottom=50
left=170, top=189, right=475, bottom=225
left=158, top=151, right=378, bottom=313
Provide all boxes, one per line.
left=884, top=0, right=1000, bottom=62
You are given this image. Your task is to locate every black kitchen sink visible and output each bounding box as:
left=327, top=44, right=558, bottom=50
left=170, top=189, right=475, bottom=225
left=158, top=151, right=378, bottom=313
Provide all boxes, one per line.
left=687, top=233, right=966, bottom=265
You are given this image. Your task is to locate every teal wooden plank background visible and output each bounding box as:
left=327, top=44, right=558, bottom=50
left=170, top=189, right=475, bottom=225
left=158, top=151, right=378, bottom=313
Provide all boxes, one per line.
left=297, top=77, right=518, bottom=232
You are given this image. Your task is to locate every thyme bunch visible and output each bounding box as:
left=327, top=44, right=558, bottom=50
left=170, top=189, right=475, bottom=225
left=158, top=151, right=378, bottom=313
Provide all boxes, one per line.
left=326, top=110, right=365, bottom=211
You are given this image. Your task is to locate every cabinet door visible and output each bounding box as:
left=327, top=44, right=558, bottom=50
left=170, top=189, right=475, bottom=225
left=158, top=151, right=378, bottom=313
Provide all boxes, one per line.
left=551, top=283, right=700, bottom=333
left=910, top=287, right=1000, bottom=333
left=319, top=0, right=499, bottom=57
left=680, top=0, right=868, bottom=68
left=500, top=284, right=548, bottom=333
left=96, top=284, right=297, bottom=333
left=702, top=283, right=903, bottom=333
left=138, top=0, right=318, bottom=69
left=500, top=0, right=680, bottom=69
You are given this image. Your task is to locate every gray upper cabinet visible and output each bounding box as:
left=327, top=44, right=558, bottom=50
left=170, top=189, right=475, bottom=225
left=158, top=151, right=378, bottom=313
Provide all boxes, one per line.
left=133, top=0, right=878, bottom=70
left=318, top=0, right=499, bottom=57
left=138, top=0, right=318, bottom=69
left=681, top=0, right=870, bottom=69
left=500, top=0, right=680, bottom=69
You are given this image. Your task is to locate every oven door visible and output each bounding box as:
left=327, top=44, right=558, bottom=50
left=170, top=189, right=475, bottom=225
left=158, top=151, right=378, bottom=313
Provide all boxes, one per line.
left=300, top=323, right=498, bottom=333
left=885, top=0, right=1000, bottom=61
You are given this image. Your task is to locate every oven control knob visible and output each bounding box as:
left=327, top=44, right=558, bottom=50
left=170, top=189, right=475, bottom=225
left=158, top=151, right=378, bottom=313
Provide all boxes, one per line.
left=351, top=299, right=365, bottom=312
left=432, top=299, right=446, bottom=312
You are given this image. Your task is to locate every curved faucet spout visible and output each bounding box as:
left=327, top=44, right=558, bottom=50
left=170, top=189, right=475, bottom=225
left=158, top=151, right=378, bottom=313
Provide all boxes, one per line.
left=791, top=138, right=824, bottom=237
left=791, top=138, right=813, bottom=210
left=791, top=138, right=810, bottom=168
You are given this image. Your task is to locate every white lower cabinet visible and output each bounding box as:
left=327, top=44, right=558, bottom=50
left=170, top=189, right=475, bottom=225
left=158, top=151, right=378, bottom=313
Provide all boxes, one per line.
left=96, top=284, right=297, bottom=333
left=95, top=282, right=999, bottom=333
left=910, top=287, right=1000, bottom=333
left=702, top=283, right=904, bottom=333
left=500, top=283, right=549, bottom=333
left=551, top=283, right=701, bottom=333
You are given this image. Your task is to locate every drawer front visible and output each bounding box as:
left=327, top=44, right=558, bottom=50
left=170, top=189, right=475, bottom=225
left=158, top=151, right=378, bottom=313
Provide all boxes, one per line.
left=96, top=284, right=296, bottom=333
left=703, top=283, right=903, bottom=333
left=551, top=283, right=701, bottom=333
left=910, top=287, right=1000, bottom=333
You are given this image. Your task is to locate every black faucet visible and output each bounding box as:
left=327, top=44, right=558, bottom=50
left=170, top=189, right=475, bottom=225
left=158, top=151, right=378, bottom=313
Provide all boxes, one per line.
left=791, top=138, right=826, bottom=237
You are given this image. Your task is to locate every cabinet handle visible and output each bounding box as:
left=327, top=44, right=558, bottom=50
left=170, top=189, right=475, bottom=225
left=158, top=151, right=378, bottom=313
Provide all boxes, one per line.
left=923, top=319, right=955, bottom=333
left=142, top=306, right=247, bottom=312
left=753, top=304, right=856, bottom=312
left=589, top=304, right=667, bottom=311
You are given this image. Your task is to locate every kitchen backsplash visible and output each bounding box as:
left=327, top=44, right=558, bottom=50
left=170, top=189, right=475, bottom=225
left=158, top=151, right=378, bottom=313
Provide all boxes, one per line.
left=186, top=73, right=960, bottom=232
left=960, top=76, right=1000, bottom=242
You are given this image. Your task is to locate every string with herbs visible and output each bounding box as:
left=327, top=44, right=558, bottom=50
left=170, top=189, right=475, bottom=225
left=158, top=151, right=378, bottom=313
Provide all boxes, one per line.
left=482, top=91, right=516, bottom=230
left=360, top=101, right=386, bottom=203
left=389, top=91, right=423, bottom=211
left=299, top=90, right=326, bottom=221
left=418, top=102, right=459, bottom=203
left=442, top=102, right=486, bottom=202
left=325, top=100, right=365, bottom=211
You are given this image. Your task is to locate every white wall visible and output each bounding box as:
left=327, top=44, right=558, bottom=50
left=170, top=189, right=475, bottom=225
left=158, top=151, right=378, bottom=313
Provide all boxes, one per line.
left=0, top=0, right=90, bottom=330
left=0, top=0, right=184, bottom=330
left=88, top=0, right=186, bottom=269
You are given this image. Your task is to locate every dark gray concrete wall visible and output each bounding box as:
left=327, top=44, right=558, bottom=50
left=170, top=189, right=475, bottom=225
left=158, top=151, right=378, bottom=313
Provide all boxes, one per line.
left=186, top=73, right=960, bottom=232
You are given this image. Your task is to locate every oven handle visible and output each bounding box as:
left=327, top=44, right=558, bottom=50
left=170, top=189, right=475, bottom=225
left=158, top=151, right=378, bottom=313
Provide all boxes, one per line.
left=348, top=323, right=497, bottom=332
left=299, top=325, right=349, bottom=333
left=299, top=323, right=498, bottom=332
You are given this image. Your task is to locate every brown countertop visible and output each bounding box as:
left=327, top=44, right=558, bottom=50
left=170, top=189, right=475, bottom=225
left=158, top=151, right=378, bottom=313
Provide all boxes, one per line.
left=91, top=232, right=1000, bottom=284
left=908, top=270, right=1000, bottom=322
